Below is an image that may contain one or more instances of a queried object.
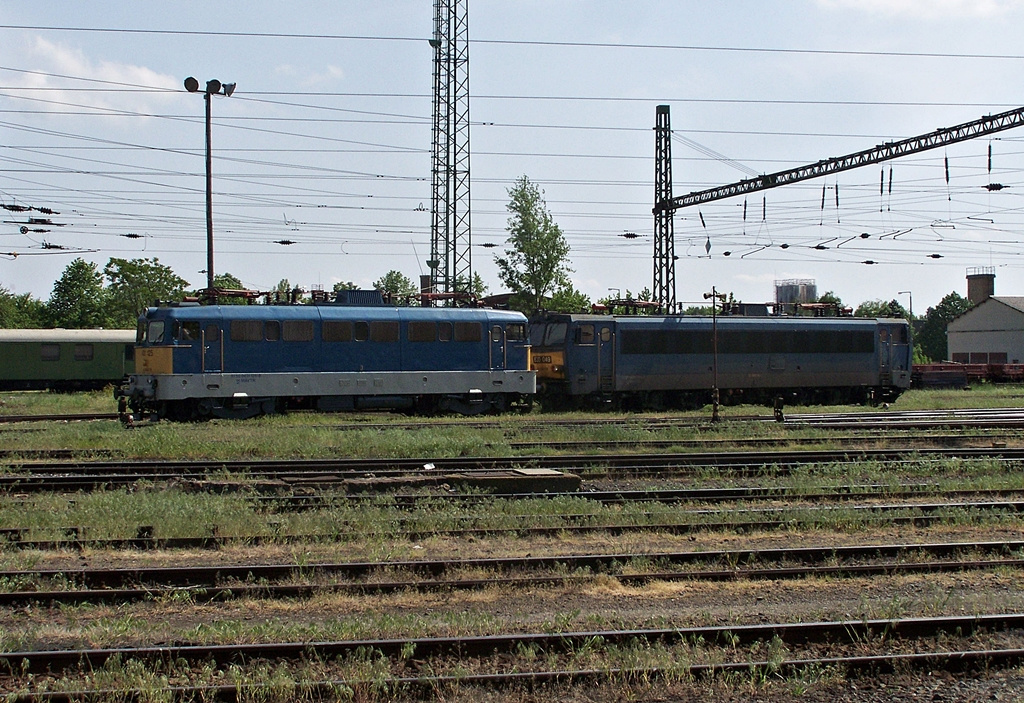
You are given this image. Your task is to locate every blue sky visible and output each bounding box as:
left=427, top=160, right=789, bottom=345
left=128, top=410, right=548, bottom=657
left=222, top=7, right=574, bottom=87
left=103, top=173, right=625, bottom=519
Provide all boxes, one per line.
left=1, top=0, right=1024, bottom=314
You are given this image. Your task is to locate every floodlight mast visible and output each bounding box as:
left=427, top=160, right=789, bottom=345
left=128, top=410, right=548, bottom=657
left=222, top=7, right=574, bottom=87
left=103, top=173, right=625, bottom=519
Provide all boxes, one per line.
left=184, top=76, right=236, bottom=298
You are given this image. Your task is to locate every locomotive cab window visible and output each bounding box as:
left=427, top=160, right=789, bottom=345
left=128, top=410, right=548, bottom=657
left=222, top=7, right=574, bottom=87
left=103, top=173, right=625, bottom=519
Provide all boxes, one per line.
left=491, top=326, right=502, bottom=343
left=178, top=321, right=200, bottom=341
left=576, top=325, right=595, bottom=344
left=204, top=324, right=219, bottom=342
left=600, top=327, right=611, bottom=343
left=147, top=320, right=165, bottom=344
left=507, top=323, right=526, bottom=342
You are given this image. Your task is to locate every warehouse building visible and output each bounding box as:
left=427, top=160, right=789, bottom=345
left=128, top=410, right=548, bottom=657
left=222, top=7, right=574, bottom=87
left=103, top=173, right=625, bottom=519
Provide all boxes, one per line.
left=947, top=268, right=1024, bottom=363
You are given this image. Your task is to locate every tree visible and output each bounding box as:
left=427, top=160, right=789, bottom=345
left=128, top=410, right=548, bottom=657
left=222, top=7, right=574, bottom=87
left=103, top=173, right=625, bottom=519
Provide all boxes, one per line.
left=211, top=273, right=248, bottom=305
left=103, top=257, right=188, bottom=327
left=332, top=280, right=357, bottom=292
left=546, top=285, right=591, bottom=313
left=494, top=175, right=572, bottom=314
left=817, top=290, right=844, bottom=308
left=854, top=298, right=908, bottom=320
left=373, top=270, right=417, bottom=297
left=0, top=287, right=45, bottom=328
left=45, top=258, right=110, bottom=328
left=916, top=292, right=972, bottom=362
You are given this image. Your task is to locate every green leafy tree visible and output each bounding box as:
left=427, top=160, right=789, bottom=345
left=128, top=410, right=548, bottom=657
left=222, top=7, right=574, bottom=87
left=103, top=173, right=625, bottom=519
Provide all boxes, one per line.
left=916, top=292, right=972, bottom=362
left=0, top=287, right=45, bottom=328
left=454, top=272, right=489, bottom=299
left=212, top=272, right=248, bottom=305
left=103, top=257, right=188, bottom=327
left=817, top=290, right=844, bottom=307
left=854, top=298, right=908, bottom=319
left=373, top=270, right=417, bottom=297
left=45, top=258, right=111, bottom=328
left=332, top=280, right=357, bottom=292
left=546, top=285, right=591, bottom=313
left=495, top=175, right=572, bottom=314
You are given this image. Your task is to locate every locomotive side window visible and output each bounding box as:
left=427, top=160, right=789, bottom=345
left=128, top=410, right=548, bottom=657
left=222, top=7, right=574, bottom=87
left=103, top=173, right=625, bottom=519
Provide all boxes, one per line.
left=438, top=322, right=453, bottom=342
left=353, top=321, right=369, bottom=342
left=408, top=321, right=437, bottom=342
left=282, top=320, right=313, bottom=342
left=148, top=320, right=166, bottom=344
left=323, top=320, right=352, bottom=342
left=538, top=322, right=567, bottom=346
left=370, top=321, right=400, bottom=343
left=40, top=343, right=60, bottom=362
left=454, top=322, right=482, bottom=342
left=600, top=328, right=611, bottom=343
left=264, top=321, right=280, bottom=342
left=230, top=320, right=263, bottom=342
left=136, top=322, right=146, bottom=344
left=74, top=344, right=94, bottom=362
left=507, top=323, right=526, bottom=342
left=577, top=325, right=595, bottom=344
left=204, top=324, right=219, bottom=342
left=491, top=325, right=502, bottom=343
left=179, top=322, right=200, bottom=341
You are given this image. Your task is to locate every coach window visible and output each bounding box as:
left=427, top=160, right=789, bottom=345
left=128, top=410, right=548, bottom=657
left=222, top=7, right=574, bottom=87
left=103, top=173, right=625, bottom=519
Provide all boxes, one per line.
left=507, top=323, right=526, bottom=342
left=40, top=343, right=60, bottom=362
left=264, top=320, right=280, bottom=342
left=454, top=321, right=482, bottom=343
left=74, top=344, right=94, bottom=362
left=438, top=322, right=453, bottom=342
left=577, top=324, right=595, bottom=344
left=370, top=321, right=400, bottom=343
left=147, top=320, right=165, bottom=344
left=282, top=320, right=313, bottom=342
left=408, top=321, right=436, bottom=342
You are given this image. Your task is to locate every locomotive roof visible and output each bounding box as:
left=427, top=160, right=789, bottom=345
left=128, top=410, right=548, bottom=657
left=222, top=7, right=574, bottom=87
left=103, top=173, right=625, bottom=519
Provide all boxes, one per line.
left=0, top=328, right=136, bottom=343
left=144, top=304, right=527, bottom=322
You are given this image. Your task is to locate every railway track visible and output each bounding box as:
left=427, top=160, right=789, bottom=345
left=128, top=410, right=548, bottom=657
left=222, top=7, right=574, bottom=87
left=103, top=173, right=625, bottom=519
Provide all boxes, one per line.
left=5, top=614, right=1023, bottom=701
left=1, top=538, right=1020, bottom=607
left=1, top=446, right=1024, bottom=493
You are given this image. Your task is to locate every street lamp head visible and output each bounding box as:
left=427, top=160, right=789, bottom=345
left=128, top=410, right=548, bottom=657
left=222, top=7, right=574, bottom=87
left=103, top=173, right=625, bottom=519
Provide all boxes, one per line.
left=183, top=76, right=200, bottom=92
left=206, top=79, right=222, bottom=95
left=221, top=82, right=236, bottom=97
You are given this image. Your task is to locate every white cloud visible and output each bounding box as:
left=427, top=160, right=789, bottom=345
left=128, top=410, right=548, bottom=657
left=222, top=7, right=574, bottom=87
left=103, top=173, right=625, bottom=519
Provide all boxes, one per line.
left=815, top=0, right=1021, bottom=18
left=8, top=37, right=178, bottom=115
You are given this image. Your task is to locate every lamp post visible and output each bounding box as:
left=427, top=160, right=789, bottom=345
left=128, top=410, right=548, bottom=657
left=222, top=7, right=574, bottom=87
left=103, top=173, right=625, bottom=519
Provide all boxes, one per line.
left=184, top=76, right=236, bottom=297
left=703, top=286, right=726, bottom=422
left=898, top=290, right=913, bottom=319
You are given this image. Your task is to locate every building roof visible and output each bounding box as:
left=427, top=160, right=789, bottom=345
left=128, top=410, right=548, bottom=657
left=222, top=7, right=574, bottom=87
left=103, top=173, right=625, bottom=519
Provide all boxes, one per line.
left=992, top=297, right=1024, bottom=314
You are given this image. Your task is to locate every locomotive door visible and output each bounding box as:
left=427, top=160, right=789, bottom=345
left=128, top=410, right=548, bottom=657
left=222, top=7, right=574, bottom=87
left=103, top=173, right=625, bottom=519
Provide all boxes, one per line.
left=202, top=323, right=222, bottom=373
left=597, top=325, right=614, bottom=392
left=878, top=327, right=891, bottom=376
left=490, top=325, right=505, bottom=370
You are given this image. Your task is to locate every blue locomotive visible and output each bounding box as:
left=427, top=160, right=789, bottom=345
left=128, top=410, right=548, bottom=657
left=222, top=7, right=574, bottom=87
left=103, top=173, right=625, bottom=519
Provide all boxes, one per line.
left=118, top=297, right=535, bottom=420
left=529, top=312, right=911, bottom=409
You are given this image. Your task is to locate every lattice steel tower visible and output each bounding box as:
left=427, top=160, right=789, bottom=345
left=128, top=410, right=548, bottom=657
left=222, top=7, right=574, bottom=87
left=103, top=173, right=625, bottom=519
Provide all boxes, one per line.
left=652, top=104, right=676, bottom=312
left=429, top=0, right=472, bottom=298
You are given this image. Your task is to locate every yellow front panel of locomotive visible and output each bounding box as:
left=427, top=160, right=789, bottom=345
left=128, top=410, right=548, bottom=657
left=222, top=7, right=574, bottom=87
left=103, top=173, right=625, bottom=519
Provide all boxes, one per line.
left=135, top=347, right=174, bottom=375
left=531, top=350, right=565, bottom=379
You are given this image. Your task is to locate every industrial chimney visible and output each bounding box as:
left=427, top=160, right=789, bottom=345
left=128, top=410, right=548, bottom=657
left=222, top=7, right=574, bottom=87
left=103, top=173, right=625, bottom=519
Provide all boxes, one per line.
left=966, top=266, right=995, bottom=305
